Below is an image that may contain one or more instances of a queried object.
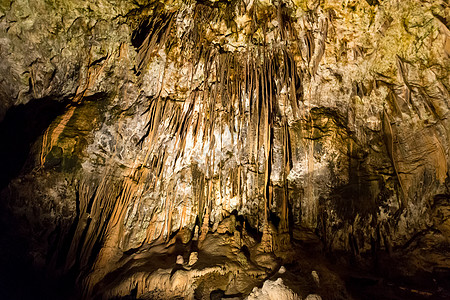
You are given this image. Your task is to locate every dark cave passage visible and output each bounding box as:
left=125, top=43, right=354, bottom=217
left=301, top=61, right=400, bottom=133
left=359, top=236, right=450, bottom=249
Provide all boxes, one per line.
left=0, top=97, right=68, bottom=189
left=0, top=98, right=76, bottom=300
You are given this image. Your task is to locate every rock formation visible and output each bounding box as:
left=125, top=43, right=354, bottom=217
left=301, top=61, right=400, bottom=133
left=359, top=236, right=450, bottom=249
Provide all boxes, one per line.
left=0, top=0, right=449, bottom=299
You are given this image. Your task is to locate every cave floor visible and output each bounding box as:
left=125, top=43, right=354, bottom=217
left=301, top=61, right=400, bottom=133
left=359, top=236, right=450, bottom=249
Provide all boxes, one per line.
left=84, top=228, right=450, bottom=300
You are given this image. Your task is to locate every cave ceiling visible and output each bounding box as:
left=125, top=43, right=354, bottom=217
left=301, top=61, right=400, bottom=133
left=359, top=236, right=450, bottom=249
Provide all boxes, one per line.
left=0, top=0, right=449, bottom=299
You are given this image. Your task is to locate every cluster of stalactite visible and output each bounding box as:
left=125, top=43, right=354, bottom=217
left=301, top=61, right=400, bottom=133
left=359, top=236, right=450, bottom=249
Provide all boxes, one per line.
left=1, top=0, right=450, bottom=299
left=32, top=0, right=449, bottom=297
left=37, top=2, right=327, bottom=294
left=135, top=2, right=314, bottom=238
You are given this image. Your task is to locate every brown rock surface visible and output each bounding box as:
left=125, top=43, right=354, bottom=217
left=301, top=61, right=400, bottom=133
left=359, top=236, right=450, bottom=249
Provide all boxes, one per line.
left=0, top=0, right=449, bottom=299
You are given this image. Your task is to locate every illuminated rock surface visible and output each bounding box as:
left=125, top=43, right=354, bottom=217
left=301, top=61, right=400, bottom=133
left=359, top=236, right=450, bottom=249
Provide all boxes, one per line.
left=0, top=0, right=449, bottom=299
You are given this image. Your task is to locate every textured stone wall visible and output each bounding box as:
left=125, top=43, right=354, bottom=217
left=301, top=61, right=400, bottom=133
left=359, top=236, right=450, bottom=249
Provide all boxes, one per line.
left=0, top=0, right=449, bottom=296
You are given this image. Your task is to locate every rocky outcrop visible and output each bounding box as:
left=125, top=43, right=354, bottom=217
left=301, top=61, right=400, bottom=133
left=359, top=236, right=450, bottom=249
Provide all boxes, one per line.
left=0, top=0, right=449, bottom=298
left=247, top=278, right=300, bottom=300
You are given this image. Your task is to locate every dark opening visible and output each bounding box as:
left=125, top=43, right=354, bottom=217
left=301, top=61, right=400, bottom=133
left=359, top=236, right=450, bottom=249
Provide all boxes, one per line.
left=131, top=18, right=153, bottom=49
left=0, top=97, right=69, bottom=300
left=0, top=97, right=68, bottom=189
left=131, top=11, right=173, bottom=50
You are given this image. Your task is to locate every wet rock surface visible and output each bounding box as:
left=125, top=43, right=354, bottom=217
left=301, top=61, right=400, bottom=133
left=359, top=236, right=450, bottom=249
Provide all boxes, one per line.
left=0, top=0, right=449, bottom=299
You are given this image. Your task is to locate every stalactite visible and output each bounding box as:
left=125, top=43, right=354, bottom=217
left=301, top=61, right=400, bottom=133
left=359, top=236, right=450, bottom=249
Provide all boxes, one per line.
left=68, top=3, right=345, bottom=293
left=3, top=1, right=449, bottom=299
left=136, top=13, right=175, bottom=71
left=382, top=109, right=407, bottom=209
left=280, top=120, right=291, bottom=232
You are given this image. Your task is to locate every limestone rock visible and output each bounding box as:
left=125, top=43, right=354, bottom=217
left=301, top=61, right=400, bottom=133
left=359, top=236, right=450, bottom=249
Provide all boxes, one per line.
left=176, top=255, right=184, bottom=265
left=305, top=295, right=322, bottom=300
left=246, top=278, right=300, bottom=300
left=188, top=252, right=198, bottom=266
left=311, top=271, right=320, bottom=287
left=0, top=0, right=449, bottom=299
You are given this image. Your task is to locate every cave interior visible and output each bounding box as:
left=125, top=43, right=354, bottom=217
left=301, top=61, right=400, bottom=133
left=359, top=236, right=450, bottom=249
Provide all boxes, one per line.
left=0, top=0, right=449, bottom=299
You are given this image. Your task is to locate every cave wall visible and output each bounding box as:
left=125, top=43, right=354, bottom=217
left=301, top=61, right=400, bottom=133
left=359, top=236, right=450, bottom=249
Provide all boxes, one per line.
left=0, top=0, right=449, bottom=296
